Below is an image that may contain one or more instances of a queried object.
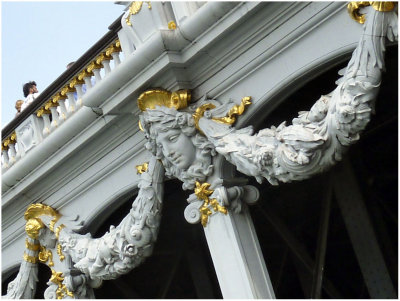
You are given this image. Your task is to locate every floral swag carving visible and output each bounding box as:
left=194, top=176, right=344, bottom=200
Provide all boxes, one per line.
left=5, top=4, right=397, bottom=299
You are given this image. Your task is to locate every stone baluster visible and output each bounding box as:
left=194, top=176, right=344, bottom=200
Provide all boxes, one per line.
left=37, top=108, right=52, bottom=137
left=98, top=53, right=112, bottom=76
left=53, top=93, right=68, bottom=123
left=111, top=52, right=121, bottom=67
left=6, top=133, right=18, bottom=165
left=2, top=144, right=10, bottom=170
left=109, top=40, right=122, bottom=67
left=105, top=40, right=122, bottom=69
left=87, top=61, right=103, bottom=85
left=61, top=85, right=77, bottom=115
left=44, top=101, right=60, bottom=130
left=78, top=69, right=94, bottom=93
left=71, top=78, right=85, bottom=108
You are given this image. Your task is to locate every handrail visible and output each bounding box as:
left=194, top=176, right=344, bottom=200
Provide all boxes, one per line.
left=1, top=14, right=123, bottom=139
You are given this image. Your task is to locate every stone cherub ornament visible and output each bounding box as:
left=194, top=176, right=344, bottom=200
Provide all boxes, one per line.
left=5, top=2, right=397, bottom=299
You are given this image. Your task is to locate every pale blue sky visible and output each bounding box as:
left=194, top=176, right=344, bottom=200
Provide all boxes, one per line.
left=1, top=1, right=126, bottom=127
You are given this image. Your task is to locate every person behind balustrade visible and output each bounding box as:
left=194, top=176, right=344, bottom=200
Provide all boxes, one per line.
left=15, top=100, right=24, bottom=116
left=21, top=81, right=40, bottom=111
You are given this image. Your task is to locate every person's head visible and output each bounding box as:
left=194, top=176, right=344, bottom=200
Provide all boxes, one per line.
left=15, top=100, right=24, bottom=112
left=140, top=106, right=216, bottom=190
left=66, top=62, right=75, bottom=69
left=23, top=81, right=37, bottom=97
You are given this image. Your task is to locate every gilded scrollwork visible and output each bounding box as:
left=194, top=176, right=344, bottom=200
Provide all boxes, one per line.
left=38, top=246, right=54, bottom=267
left=125, top=1, right=152, bottom=26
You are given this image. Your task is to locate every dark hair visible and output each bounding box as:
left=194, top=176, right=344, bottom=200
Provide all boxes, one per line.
left=23, top=81, right=37, bottom=97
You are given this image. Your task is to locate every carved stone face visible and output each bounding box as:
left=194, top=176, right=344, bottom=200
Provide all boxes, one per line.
left=156, top=128, right=197, bottom=170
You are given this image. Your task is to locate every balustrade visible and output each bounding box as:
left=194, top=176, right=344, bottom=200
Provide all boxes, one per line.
left=1, top=39, right=122, bottom=171
left=1, top=1, right=210, bottom=173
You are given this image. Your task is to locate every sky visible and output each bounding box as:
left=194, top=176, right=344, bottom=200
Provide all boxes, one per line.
left=1, top=1, right=126, bottom=127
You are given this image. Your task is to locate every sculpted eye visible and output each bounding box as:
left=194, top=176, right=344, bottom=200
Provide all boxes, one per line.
left=169, top=135, right=179, bottom=142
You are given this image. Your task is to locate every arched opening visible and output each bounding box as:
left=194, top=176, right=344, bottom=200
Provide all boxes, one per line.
left=244, top=45, right=397, bottom=298
left=2, top=263, right=52, bottom=298
left=92, top=179, right=223, bottom=298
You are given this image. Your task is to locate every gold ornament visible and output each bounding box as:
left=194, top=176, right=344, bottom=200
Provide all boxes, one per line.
left=25, top=238, right=40, bottom=251
left=194, top=181, right=228, bottom=227
left=25, top=218, right=44, bottom=239
left=126, top=1, right=152, bottom=26
left=55, top=225, right=65, bottom=239
left=137, top=89, right=191, bottom=111
left=23, top=252, right=38, bottom=264
left=136, top=162, right=149, bottom=174
left=50, top=269, right=74, bottom=299
left=348, top=2, right=396, bottom=24
left=193, top=103, right=216, bottom=134
left=39, top=246, right=54, bottom=267
left=212, top=96, right=252, bottom=125
left=25, top=204, right=60, bottom=221
left=57, top=243, right=65, bottom=262
left=168, top=21, right=177, bottom=30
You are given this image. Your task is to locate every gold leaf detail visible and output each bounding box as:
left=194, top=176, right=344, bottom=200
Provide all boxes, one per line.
left=194, top=181, right=214, bottom=201
left=126, top=1, right=143, bottom=26
left=137, top=89, right=191, bottom=111
left=23, top=252, right=38, bottom=264
left=57, top=243, right=65, bottom=262
left=192, top=103, right=216, bottom=134
left=25, top=238, right=40, bottom=251
left=50, top=269, right=74, bottom=299
left=39, top=246, right=54, bottom=267
left=194, top=181, right=228, bottom=227
left=55, top=224, right=65, bottom=239
left=87, top=61, right=102, bottom=72
left=168, top=21, right=177, bottom=30
left=136, top=162, right=149, bottom=174
left=347, top=2, right=396, bottom=24
left=212, top=96, right=252, bottom=125
left=25, top=218, right=44, bottom=239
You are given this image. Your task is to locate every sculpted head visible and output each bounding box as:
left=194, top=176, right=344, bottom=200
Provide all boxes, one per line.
left=138, top=90, right=216, bottom=190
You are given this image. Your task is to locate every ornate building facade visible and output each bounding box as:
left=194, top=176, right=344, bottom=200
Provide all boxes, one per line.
left=2, top=2, right=398, bottom=299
